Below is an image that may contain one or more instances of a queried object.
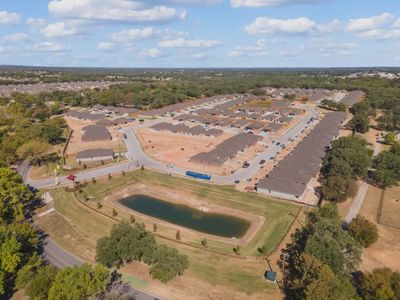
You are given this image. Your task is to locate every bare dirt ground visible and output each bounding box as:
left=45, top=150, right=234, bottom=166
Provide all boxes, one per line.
left=358, top=185, right=400, bottom=272
left=137, top=128, right=270, bottom=175
left=119, top=260, right=283, bottom=300
left=64, top=116, right=127, bottom=155
left=106, top=183, right=265, bottom=245
left=379, top=186, right=400, bottom=229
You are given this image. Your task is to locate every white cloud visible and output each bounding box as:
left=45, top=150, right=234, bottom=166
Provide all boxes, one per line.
left=26, top=18, right=46, bottom=28
left=141, top=48, right=165, bottom=58
left=228, top=39, right=269, bottom=57
left=346, top=13, right=394, bottom=32
left=245, top=17, right=343, bottom=36
left=41, top=22, right=83, bottom=38
left=97, top=42, right=115, bottom=51
left=231, top=0, right=326, bottom=8
left=2, top=33, right=29, bottom=42
left=159, top=37, right=221, bottom=48
left=394, top=18, right=400, bottom=29
left=358, top=28, right=400, bottom=40
left=245, top=17, right=318, bottom=35
left=48, top=0, right=185, bottom=23
left=0, top=11, right=20, bottom=25
left=29, top=42, right=70, bottom=52
left=111, top=27, right=157, bottom=43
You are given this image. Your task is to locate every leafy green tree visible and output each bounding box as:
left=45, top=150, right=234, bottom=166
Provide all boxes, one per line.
left=150, top=245, right=189, bottom=283
left=358, top=268, right=400, bottom=300
left=15, top=255, right=42, bottom=290
left=347, top=113, right=370, bottom=133
left=373, top=148, right=400, bottom=188
left=321, top=175, right=357, bottom=202
left=0, top=168, right=35, bottom=223
left=323, top=136, right=372, bottom=179
left=48, top=264, right=111, bottom=300
left=16, top=140, right=52, bottom=166
left=384, top=132, right=397, bottom=145
left=287, top=254, right=358, bottom=300
left=348, top=216, right=379, bottom=248
left=26, top=265, right=58, bottom=300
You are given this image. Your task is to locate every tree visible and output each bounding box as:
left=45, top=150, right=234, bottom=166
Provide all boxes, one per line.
left=26, top=265, right=58, bottom=300
left=285, top=254, right=358, bottom=300
left=373, top=148, right=400, bottom=188
left=96, top=222, right=157, bottom=267
left=150, top=245, right=189, bottom=283
left=348, top=113, right=370, bottom=133
left=16, top=140, right=52, bottom=166
left=281, top=204, right=362, bottom=299
left=348, top=216, right=379, bottom=248
left=384, top=132, right=397, bottom=145
left=358, top=268, right=400, bottom=300
left=0, top=168, right=35, bottom=223
left=323, top=136, right=372, bottom=180
left=321, top=176, right=357, bottom=202
left=48, top=264, right=111, bottom=300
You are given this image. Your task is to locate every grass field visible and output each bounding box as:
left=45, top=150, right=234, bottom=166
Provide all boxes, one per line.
left=36, top=169, right=299, bottom=299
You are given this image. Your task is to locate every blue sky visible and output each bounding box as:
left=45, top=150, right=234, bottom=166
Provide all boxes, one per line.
left=0, top=0, right=400, bottom=68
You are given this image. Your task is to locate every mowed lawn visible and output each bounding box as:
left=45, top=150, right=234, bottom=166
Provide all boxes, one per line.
left=76, top=169, right=299, bottom=256
left=37, top=169, right=299, bottom=296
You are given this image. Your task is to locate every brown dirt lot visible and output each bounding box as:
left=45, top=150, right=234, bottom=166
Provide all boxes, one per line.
left=64, top=116, right=127, bottom=156
left=137, top=128, right=267, bottom=175
left=358, top=185, right=400, bottom=272
left=379, top=186, right=400, bottom=229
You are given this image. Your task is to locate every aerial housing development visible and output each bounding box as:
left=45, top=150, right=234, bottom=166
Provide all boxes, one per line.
left=1, top=0, right=400, bottom=299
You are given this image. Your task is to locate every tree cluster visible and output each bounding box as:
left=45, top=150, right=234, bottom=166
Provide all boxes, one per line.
left=0, top=101, right=66, bottom=167
left=372, top=142, right=400, bottom=188
left=319, top=99, right=347, bottom=112
left=281, top=204, right=362, bottom=299
left=96, top=222, right=189, bottom=283
left=0, top=168, right=40, bottom=296
left=321, top=136, right=373, bottom=202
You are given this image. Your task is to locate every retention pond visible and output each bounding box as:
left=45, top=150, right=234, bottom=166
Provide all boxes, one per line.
left=119, top=194, right=250, bottom=238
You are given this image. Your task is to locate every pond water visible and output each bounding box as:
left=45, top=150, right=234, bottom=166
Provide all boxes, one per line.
left=119, top=194, right=250, bottom=238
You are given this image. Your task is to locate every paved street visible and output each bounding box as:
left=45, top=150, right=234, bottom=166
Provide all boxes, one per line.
left=123, top=106, right=318, bottom=185
left=25, top=106, right=318, bottom=190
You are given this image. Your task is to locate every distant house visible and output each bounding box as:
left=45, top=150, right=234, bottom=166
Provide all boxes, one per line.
left=82, top=125, right=112, bottom=142
left=76, top=148, right=114, bottom=162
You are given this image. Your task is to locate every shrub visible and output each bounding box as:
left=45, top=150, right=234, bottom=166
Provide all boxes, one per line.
left=348, top=215, right=379, bottom=248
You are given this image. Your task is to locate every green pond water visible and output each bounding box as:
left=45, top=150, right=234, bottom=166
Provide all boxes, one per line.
left=119, top=194, right=250, bottom=238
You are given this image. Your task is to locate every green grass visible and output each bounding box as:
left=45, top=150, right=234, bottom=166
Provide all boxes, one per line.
left=75, top=169, right=298, bottom=256
left=38, top=169, right=298, bottom=296
left=121, top=274, right=149, bottom=289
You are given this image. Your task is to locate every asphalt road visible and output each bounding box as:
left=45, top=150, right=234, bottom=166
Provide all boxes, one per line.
left=19, top=105, right=316, bottom=300
left=122, top=106, right=319, bottom=185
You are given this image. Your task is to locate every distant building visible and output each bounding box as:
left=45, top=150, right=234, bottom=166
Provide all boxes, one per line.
left=76, top=148, right=114, bottom=162
left=82, top=125, right=112, bottom=142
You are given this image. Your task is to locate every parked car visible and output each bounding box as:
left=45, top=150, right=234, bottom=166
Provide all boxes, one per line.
left=259, top=160, right=266, bottom=165
left=242, top=162, right=250, bottom=168
left=234, top=180, right=240, bottom=184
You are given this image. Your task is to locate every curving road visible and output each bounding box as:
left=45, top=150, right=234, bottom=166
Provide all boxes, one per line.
left=19, top=105, right=317, bottom=300
left=24, top=106, right=318, bottom=190
left=121, top=105, right=319, bottom=185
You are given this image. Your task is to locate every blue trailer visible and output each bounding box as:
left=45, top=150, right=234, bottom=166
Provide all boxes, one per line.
left=185, top=170, right=211, bottom=181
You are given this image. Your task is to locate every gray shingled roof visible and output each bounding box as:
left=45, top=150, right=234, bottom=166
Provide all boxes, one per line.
left=190, top=133, right=261, bottom=166
left=76, top=148, right=114, bottom=159
left=341, top=90, right=365, bottom=106
left=66, top=111, right=105, bottom=121
left=82, top=125, right=112, bottom=141
left=257, top=111, right=346, bottom=198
